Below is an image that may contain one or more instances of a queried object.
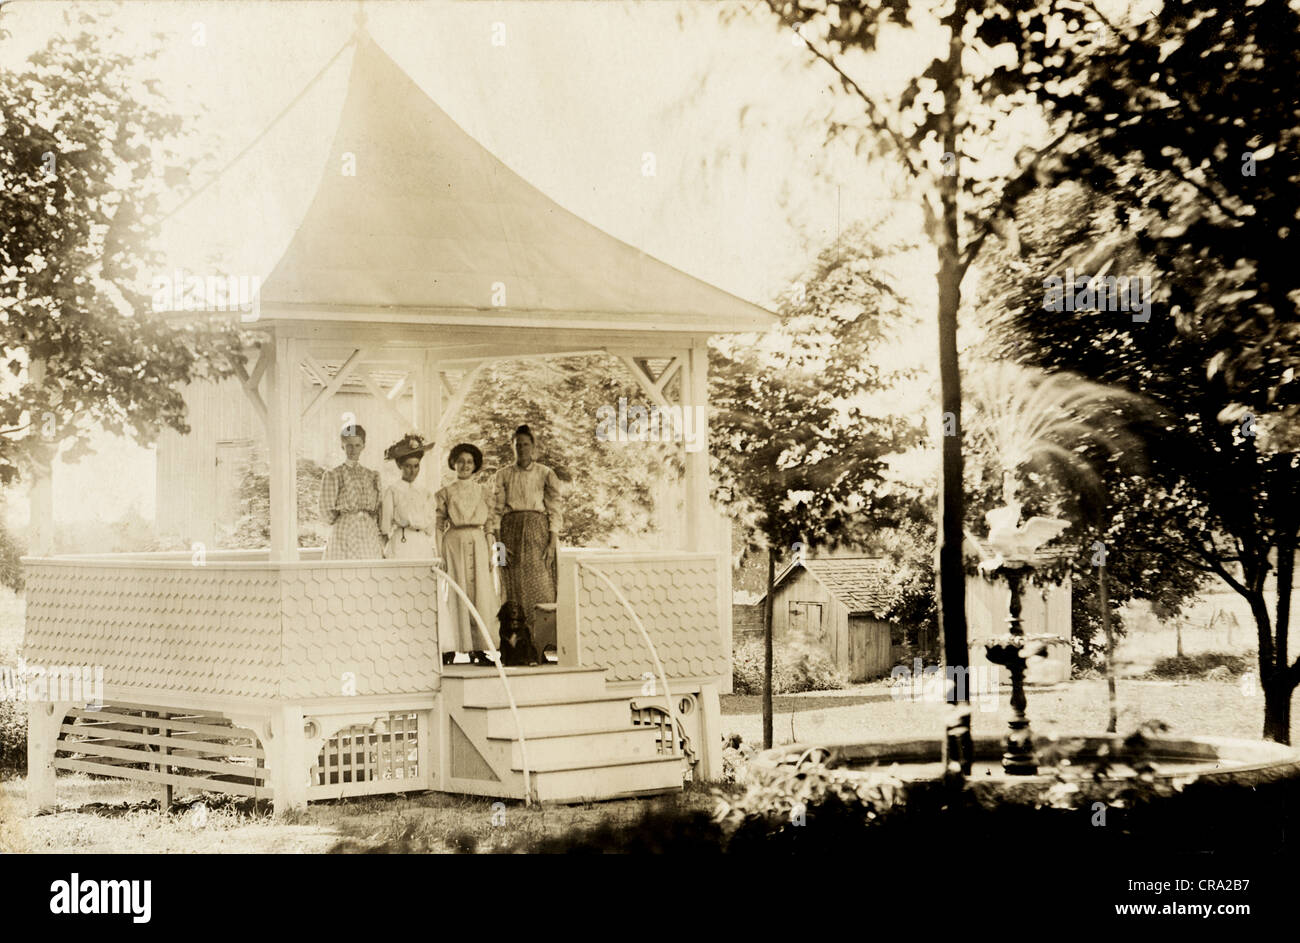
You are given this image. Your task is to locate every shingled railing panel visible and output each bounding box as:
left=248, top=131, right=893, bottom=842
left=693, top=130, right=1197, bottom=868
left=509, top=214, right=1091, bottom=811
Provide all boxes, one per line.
left=23, top=561, right=282, bottom=700
left=562, top=552, right=728, bottom=684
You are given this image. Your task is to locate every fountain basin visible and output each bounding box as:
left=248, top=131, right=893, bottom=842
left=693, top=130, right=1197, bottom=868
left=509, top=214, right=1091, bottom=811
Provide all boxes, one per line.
left=749, top=734, right=1300, bottom=800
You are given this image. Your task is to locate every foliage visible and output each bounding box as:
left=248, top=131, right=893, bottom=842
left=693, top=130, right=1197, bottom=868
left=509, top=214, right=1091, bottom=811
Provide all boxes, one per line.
left=0, top=698, right=24, bottom=772
left=960, top=357, right=1204, bottom=672
left=1146, top=652, right=1256, bottom=682
left=731, top=636, right=846, bottom=695
left=0, top=10, right=244, bottom=487
left=51, top=505, right=188, bottom=555
left=988, top=0, right=1300, bottom=739
left=480, top=756, right=1300, bottom=856
left=711, top=222, right=925, bottom=559
left=228, top=453, right=331, bottom=549
left=0, top=522, right=23, bottom=593
left=447, top=356, right=665, bottom=549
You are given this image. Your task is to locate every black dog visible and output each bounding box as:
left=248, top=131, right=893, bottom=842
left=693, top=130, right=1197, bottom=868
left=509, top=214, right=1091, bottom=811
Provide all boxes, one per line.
left=497, top=602, right=541, bottom=667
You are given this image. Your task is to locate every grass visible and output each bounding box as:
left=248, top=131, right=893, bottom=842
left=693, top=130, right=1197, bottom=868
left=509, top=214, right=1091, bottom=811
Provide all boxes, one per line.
left=1, top=774, right=728, bottom=854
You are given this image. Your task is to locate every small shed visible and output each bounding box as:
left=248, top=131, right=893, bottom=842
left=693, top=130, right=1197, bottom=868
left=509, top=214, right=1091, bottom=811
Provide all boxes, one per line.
left=765, top=557, right=896, bottom=682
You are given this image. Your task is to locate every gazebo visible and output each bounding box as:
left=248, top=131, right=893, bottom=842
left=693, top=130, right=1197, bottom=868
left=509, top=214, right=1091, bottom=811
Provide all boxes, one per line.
left=23, top=32, right=774, bottom=810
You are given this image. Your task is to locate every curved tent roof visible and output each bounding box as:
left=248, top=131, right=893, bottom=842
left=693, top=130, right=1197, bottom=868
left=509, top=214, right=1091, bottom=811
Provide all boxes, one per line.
left=256, top=33, right=775, bottom=335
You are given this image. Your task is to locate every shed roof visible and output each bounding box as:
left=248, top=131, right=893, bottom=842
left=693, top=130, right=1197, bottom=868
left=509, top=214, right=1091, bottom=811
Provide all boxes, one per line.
left=769, top=556, right=895, bottom=618
left=254, top=33, right=775, bottom=335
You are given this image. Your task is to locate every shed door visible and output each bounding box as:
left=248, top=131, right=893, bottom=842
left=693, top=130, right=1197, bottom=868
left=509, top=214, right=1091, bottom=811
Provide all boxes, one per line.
left=214, top=439, right=253, bottom=537
left=789, top=602, right=825, bottom=642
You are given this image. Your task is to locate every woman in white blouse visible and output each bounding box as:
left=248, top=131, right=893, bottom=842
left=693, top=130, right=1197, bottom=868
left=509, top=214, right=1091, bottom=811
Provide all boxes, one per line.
left=379, top=434, right=436, bottom=560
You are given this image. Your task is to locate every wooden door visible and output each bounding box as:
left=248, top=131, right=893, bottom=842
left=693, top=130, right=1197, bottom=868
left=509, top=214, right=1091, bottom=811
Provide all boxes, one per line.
left=214, top=439, right=253, bottom=540
left=789, top=601, right=824, bottom=642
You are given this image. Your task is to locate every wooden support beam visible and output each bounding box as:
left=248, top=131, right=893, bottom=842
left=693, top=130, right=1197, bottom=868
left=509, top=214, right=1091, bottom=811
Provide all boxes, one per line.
left=233, top=345, right=269, bottom=425
left=436, top=364, right=486, bottom=440
left=619, top=355, right=673, bottom=412
left=300, top=353, right=331, bottom=387
left=302, top=347, right=367, bottom=423
left=438, top=348, right=607, bottom=370
left=655, top=355, right=683, bottom=396
left=358, top=370, right=414, bottom=433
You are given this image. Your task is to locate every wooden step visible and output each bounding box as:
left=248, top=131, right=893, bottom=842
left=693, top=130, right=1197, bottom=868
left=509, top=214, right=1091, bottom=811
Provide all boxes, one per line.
left=444, top=665, right=609, bottom=704
left=529, top=755, right=686, bottom=803
left=489, top=725, right=665, bottom=768
left=464, top=693, right=635, bottom=739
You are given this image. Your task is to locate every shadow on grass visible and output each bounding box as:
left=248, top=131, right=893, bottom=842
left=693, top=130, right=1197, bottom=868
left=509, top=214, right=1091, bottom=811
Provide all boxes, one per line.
left=332, top=774, right=1300, bottom=856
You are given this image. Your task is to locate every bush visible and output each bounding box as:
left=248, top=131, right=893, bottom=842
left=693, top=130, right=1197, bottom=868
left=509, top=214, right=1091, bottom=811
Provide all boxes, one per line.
left=485, top=759, right=1300, bottom=857
left=0, top=699, right=26, bottom=772
left=0, top=522, right=23, bottom=593
left=732, top=636, right=847, bottom=695
left=229, top=452, right=331, bottom=549
left=1145, top=651, right=1255, bottom=680
left=52, top=505, right=188, bottom=555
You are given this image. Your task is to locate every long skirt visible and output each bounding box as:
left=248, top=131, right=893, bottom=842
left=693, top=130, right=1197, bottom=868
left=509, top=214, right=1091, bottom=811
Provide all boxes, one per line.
left=384, top=526, right=436, bottom=560
left=324, top=510, right=385, bottom=560
left=500, top=510, right=555, bottom=632
left=442, top=525, right=497, bottom=652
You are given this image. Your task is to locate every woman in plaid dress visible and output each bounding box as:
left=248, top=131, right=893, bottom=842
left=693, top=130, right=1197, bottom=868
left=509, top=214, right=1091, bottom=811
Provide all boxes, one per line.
left=319, top=425, right=385, bottom=560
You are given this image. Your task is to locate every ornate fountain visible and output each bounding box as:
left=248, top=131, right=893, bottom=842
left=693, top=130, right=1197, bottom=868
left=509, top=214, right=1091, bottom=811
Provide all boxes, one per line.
left=972, top=474, right=1069, bottom=775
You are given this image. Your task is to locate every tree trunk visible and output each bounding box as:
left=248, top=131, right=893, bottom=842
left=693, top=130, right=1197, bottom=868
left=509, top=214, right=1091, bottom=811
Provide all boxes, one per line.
left=763, top=550, right=775, bottom=749
left=1263, top=674, right=1293, bottom=745
left=1175, top=619, right=1183, bottom=657
left=1099, top=561, right=1117, bottom=733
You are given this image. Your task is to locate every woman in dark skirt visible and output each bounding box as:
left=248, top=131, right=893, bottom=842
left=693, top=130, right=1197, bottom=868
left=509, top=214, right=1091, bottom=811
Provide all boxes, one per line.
left=489, top=425, right=563, bottom=634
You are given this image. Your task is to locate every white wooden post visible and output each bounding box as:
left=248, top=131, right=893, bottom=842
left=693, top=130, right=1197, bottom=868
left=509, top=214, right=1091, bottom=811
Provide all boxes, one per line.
left=26, top=700, right=75, bottom=812
left=682, top=344, right=710, bottom=553
left=269, top=703, right=308, bottom=815
left=421, top=353, right=444, bottom=480
left=266, top=335, right=303, bottom=562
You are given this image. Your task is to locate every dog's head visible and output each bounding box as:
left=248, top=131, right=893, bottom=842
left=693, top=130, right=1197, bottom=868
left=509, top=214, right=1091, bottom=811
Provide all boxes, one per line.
left=497, top=602, right=527, bottom=631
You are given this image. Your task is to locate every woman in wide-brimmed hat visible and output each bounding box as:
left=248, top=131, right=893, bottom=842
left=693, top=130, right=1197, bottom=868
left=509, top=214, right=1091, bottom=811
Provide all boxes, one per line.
left=379, top=433, right=436, bottom=561
left=319, top=423, right=385, bottom=560
left=436, top=442, right=497, bottom=665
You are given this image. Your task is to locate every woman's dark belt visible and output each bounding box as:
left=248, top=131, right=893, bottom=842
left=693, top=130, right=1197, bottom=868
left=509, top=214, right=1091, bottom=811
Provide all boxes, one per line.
left=502, top=510, right=547, bottom=518
left=447, top=524, right=484, bottom=530
left=393, top=524, right=430, bottom=543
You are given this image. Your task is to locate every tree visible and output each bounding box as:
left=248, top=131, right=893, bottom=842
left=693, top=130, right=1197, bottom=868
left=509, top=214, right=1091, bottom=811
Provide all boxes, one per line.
left=988, top=0, right=1300, bottom=741
left=0, top=13, right=243, bottom=496
left=747, top=0, right=1124, bottom=774
left=712, top=222, right=924, bottom=747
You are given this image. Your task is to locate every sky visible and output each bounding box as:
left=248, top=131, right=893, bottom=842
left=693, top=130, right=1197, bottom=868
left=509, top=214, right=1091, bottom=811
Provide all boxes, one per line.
left=2, top=0, right=946, bottom=528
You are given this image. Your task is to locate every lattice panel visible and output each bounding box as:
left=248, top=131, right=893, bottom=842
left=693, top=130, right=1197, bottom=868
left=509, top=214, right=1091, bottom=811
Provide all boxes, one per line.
left=310, top=712, right=424, bottom=796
